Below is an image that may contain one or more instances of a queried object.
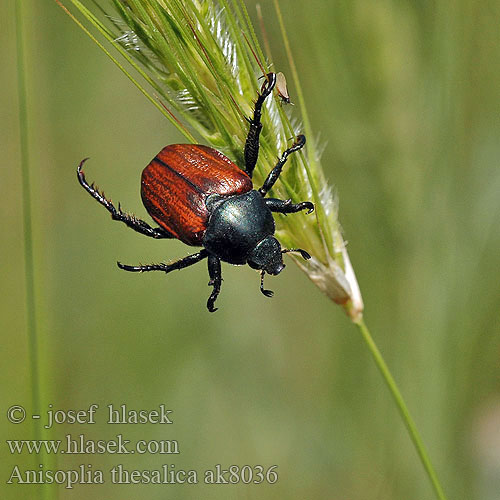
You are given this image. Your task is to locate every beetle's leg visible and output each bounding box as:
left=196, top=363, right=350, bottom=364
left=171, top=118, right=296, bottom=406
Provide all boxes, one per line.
left=207, top=254, right=222, bottom=313
left=260, top=271, right=274, bottom=298
left=244, top=73, right=277, bottom=178
left=117, top=249, right=208, bottom=273
left=77, top=159, right=174, bottom=239
left=258, top=135, right=306, bottom=196
left=265, top=198, right=314, bottom=215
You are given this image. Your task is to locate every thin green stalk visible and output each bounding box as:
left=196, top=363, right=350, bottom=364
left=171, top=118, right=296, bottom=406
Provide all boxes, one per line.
left=15, top=0, right=39, bottom=439
left=355, top=318, right=448, bottom=500
left=15, top=2, right=48, bottom=499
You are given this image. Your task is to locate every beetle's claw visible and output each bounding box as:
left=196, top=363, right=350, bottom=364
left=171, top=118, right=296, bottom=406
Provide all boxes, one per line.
left=207, top=296, right=218, bottom=313
left=260, top=72, right=277, bottom=98
left=260, top=271, right=274, bottom=298
left=295, top=134, right=306, bottom=147
left=207, top=281, right=221, bottom=312
left=305, top=202, right=315, bottom=214
left=117, top=261, right=135, bottom=272
left=77, top=157, right=90, bottom=174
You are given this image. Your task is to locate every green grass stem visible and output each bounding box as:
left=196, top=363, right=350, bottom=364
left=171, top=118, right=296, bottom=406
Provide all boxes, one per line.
left=15, top=2, right=48, bottom=499
left=15, top=0, right=39, bottom=443
left=355, top=318, right=448, bottom=500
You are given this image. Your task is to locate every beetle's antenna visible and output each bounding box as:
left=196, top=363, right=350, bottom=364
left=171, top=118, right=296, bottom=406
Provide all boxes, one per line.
left=282, top=248, right=311, bottom=261
left=260, top=271, right=274, bottom=297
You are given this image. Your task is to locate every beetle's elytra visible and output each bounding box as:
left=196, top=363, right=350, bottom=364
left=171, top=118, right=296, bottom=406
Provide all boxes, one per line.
left=77, top=73, right=314, bottom=312
left=141, top=144, right=253, bottom=246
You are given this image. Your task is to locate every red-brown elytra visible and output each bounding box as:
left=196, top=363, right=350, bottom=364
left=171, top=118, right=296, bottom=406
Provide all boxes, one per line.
left=77, top=73, right=314, bottom=312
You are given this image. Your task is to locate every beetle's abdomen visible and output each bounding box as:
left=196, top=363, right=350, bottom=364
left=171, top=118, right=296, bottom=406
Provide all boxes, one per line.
left=141, top=144, right=253, bottom=246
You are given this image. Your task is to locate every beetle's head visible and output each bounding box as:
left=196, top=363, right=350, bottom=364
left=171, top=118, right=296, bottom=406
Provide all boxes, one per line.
left=248, top=236, right=285, bottom=275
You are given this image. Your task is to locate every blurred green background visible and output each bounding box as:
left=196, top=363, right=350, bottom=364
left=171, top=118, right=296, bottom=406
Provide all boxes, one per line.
left=2, top=0, right=500, bottom=498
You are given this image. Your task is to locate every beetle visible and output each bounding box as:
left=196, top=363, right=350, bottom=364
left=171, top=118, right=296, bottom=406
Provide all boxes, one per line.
left=77, top=72, right=314, bottom=312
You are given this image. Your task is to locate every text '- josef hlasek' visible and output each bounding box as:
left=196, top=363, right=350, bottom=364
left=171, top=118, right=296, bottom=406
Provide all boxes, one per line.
left=6, top=404, right=173, bottom=428
left=44, top=404, right=173, bottom=429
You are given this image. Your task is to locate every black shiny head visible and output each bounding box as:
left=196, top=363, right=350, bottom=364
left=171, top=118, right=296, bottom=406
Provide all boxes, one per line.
left=247, top=236, right=285, bottom=275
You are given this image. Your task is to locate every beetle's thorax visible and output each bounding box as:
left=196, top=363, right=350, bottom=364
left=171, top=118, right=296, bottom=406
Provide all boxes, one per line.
left=203, top=190, right=275, bottom=265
